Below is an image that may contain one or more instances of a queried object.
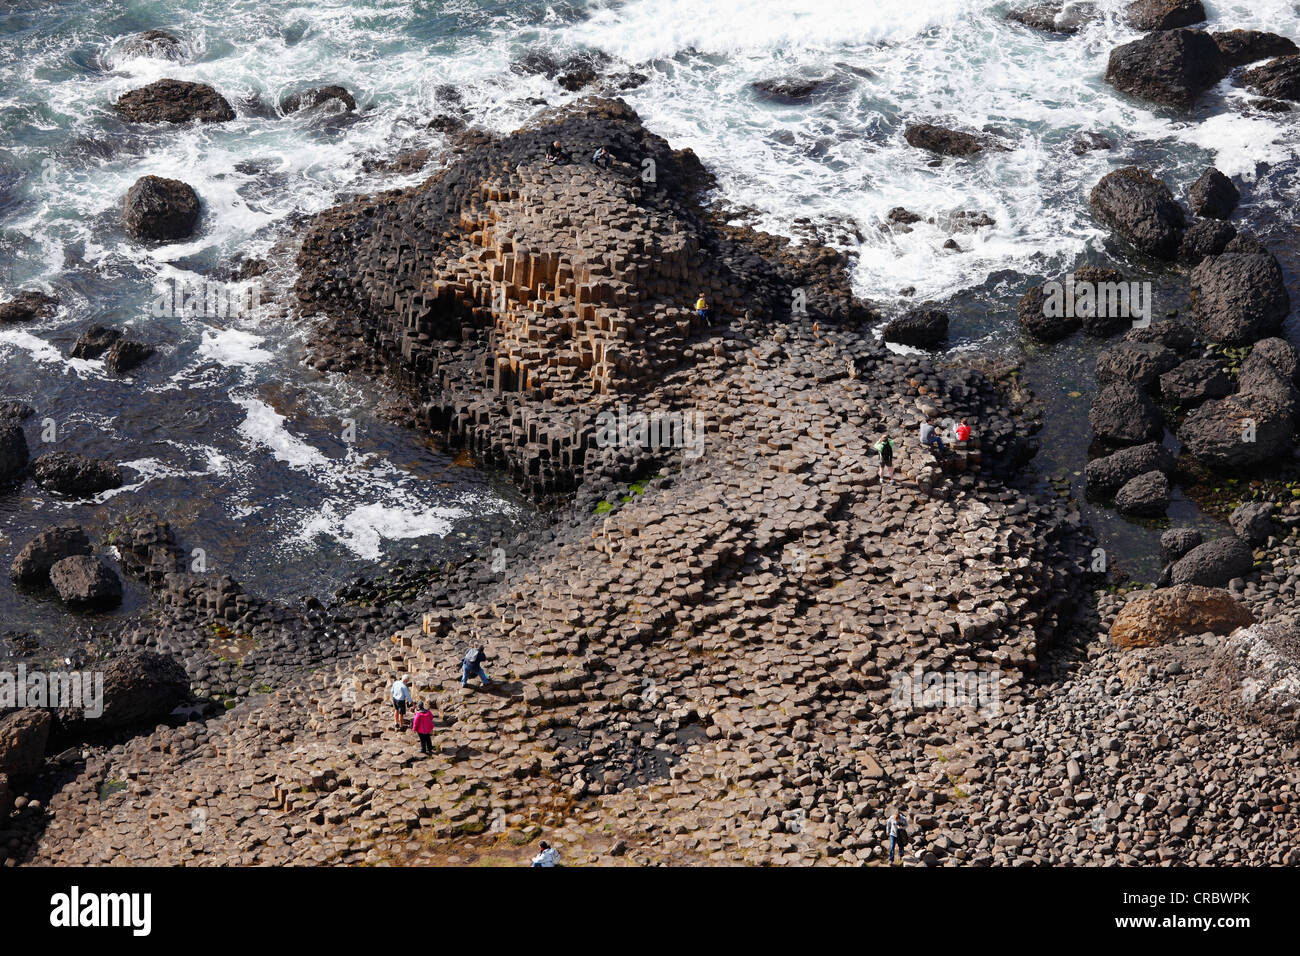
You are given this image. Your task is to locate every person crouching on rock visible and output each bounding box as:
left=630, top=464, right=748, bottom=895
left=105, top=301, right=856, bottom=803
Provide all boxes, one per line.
left=412, top=702, right=434, bottom=756
left=391, top=674, right=413, bottom=730
left=531, top=841, right=559, bottom=867
left=873, top=434, right=895, bottom=483
left=694, top=292, right=711, bottom=324
left=546, top=140, right=565, bottom=165
left=954, top=418, right=971, bottom=445
left=461, top=646, right=492, bottom=688
left=592, top=146, right=612, bottom=167
left=919, top=418, right=945, bottom=454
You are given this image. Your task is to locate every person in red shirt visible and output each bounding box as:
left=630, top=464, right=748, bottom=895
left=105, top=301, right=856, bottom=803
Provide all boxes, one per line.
left=955, top=419, right=971, bottom=443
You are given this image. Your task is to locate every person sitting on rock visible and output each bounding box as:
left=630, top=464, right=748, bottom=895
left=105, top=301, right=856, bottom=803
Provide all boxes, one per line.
left=954, top=418, right=971, bottom=444
left=461, top=646, right=491, bottom=687
left=919, top=418, right=946, bottom=454
left=412, top=701, right=435, bottom=756
left=873, top=434, right=895, bottom=483
left=545, top=140, right=566, bottom=165
left=531, top=840, right=559, bottom=867
left=391, top=674, right=412, bottom=730
left=592, top=146, right=612, bottom=167
left=694, top=292, right=711, bottom=324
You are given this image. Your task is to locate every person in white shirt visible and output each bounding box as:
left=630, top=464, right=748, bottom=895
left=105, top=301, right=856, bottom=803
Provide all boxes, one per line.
left=886, top=810, right=909, bottom=864
left=391, top=675, right=412, bottom=731
left=531, top=841, right=559, bottom=867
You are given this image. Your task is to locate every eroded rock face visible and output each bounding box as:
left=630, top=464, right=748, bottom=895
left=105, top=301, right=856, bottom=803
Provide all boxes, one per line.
left=1241, top=55, right=1300, bottom=101
left=1213, top=31, right=1298, bottom=69
left=1206, top=622, right=1300, bottom=740
left=1110, top=584, right=1254, bottom=649
left=1089, top=167, right=1185, bottom=260
left=114, top=79, right=235, bottom=124
left=1170, top=537, right=1256, bottom=588
left=1086, top=442, right=1174, bottom=495
left=49, top=555, right=123, bottom=608
left=1125, top=0, right=1204, bottom=32
left=124, top=175, right=200, bottom=242
left=1088, top=381, right=1164, bottom=445
left=1189, top=253, right=1290, bottom=346
left=10, top=525, right=92, bottom=584
left=1104, top=29, right=1226, bottom=110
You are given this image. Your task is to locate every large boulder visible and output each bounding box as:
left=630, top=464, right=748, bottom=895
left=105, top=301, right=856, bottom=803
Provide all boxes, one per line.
left=750, top=77, right=832, bottom=103
left=1178, top=218, right=1237, bottom=266
left=1207, top=622, right=1300, bottom=740
left=882, top=309, right=948, bottom=349
left=1238, top=338, right=1300, bottom=419
left=1110, top=584, right=1253, bottom=649
left=104, top=339, right=155, bottom=376
left=62, top=652, right=190, bottom=730
left=114, top=29, right=188, bottom=62
left=1094, top=341, right=1179, bottom=391
left=1213, top=31, right=1299, bottom=69
left=1188, top=167, right=1238, bottom=220
left=1089, top=167, right=1185, bottom=260
left=32, top=452, right=123, bottom=497
left=1160, top=527, right=1203, bottom=564
left=1104, top=29, right=1227, bottom=110
left=1126, top=0, right=1204, bottom=31
left=1089, top=381, right=1165, bottom=445
left=1123, top=318, right=1197, bottom=353
left=1229, top=501, right=1275, bottom=546
left=1115, top=469, right=1171, bottom=516
left=1086, top=441, right=1175, bottom=494
left=0, top=422, right=29, bottom=482
left=1241, top=55, right=1300, bottom=101
left=904, top=123, right=992, bottom=157
left=70, top=324, right=121, bottom=360
left=1179, top=391, right=1294, bottom=469
left=113, top=79, right=235, bottom=124
left=0, top=709, right=52, bottom=779
left=1169, top=536, right=1255, bottom=587
left=1017, top=284, right=1078, bottom=341
left=48, top=555, right=123, bottom=608
left=1007, top=3, right=1095, bottom=34
left=280, top=85, right=356, bottom=114
left=10, top=525, right=92, bottom=584
left=124, top=175, right=201, bottom=242
left=0, top=290, right=57, bottom=324
left=1158, top=357, right=1232, bottom=406
left=1189, top=253, right=1290, bottom=345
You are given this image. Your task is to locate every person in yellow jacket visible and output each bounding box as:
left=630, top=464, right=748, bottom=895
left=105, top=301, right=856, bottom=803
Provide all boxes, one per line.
left=695, top=292, right=710, bottom=324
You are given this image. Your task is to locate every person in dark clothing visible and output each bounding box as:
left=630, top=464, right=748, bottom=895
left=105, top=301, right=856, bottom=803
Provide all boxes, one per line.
left=461, top=646, right=491, bottom=687
left=873, top=434, right=895, bottom=483
left=592, top=146, right=612, bottom=167
left=545, top=140, right=565, bottom=165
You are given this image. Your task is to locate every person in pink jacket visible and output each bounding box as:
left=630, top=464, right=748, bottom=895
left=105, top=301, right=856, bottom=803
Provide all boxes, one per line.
left=411, top=702, right=434, bottom=756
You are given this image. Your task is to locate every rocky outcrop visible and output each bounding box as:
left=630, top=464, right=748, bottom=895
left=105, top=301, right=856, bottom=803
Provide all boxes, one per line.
left=1206, top=622, right=1300, bottom=740
left=105, top=339, right=155, bottom=375
left=1109, top=584, right=1254, bottom=649
left=1158, top=357, right=1232, bottom=406
left=1089, top=381, right=1164, bottom=445
left=1179, top=391, right=1294, bottom=469
left=1238, top=338, right=1300, bottom=419
left=0, top=401, right=34, bottom=421
left=114, top=79, right=235, bottom=124
left=1241, top=56, right=1300, bottom=101
left=1160, top=527, right=1203, bottom=564
left=1213, top=31, right=1298, bottom=69
left=31, top=452, right=124, bottom=498
left=0, top=422, right=29, bottom=482
left=751, top=77, right=831, bottom=103
left=0, top=710, right=52, bottom=780
left=280, top=85, right=356, bottom=114
left=1094, top=341, right=1178, bottom=391
left=904, top=123, right=993, bottom=157
left=1230, top=501, right=1275, bottom=546
left=10, top=525, right=92, bottom=584
left=70, top=324, right=121, bottom=360
left=124, top=175, right=200, bottom=242
left=1089, top=168, right=1185, bottom=260
left=63, top=652, right=189, bottom=730
left=0, top=290, right=57, bottom=324
left=1126, top=0, right=1204, bottom=31
left=882, top=309, right=948, bottom=349
left=1086, top=441, right=1174, bottom=495
left=1007, top=2, right=1094, bottom=34
left=1179, top=218, right=1236, bottom=265
left=1189, top=253, right=1290, bottom=346
left=49, top=555, right=123, bottom=608
left=1170, top=536, right=1256, bottom=587
left=114, top=29, right=188, bottom=62
left=1114, top=470, right=1170, bottom=516
left=1188, top=167, right=1238, bottom=220
left=1104, top=29, right=1227, bottom=110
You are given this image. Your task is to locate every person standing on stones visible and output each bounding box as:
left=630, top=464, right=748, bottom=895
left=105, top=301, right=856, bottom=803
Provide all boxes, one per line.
left=391, top=674, right=413, bottom=731
left=873, top=434, right=895, bottom=483
left=531, top=840, right=559, bottom=867
left=461, top=646, right=491, bottom=688
left=886, top=809, right=909, bottom=864
left=411, top=701, right=435, bottom=756
left=919, top=418, right=945, bottom=454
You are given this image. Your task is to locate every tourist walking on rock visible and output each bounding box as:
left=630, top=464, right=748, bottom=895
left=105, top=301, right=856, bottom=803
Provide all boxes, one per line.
left=461, top=646, right=492, bottom=687
left=531, top=840, right=559, bottom=867
left=919, top=418, right=945, bottom=454
left=886, top=809, right=909, bottom=864
left=412, top=702, right=434, bottom=755
left=873, top=434, right=895, bottom=483
left=954, top=418, right=971, bottom=444
left=391, top=674, right=412, bottom=730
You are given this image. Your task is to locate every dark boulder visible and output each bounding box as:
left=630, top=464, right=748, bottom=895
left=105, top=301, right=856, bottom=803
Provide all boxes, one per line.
left=49, top=555, right=123, bottom=608
left=1115, top=469, right=1171, bottom=516
left=882, top=309, right=948, bottom=349
left=115, top=29, right=187, bottom=62
left=10, top=525, right=92, bottom=584
left=0, top=400, right=34, bottom=421
left=114, top=78, right=235, bottom=124
left=31, top=451, right=124, bottom=497
left=1189, top=253, right=1290, bottom=345
left=104, top=339, right=155, bottom=375
left=1086, top=441, right=1175, bottom=494
left=1178, top=218, right=1236, bottom=265
left=1213, top=30, right=1298, bottom=69
left=1008, top=3, right=1095, bottom=34
left=1226, top=232, right=1269, bottom=255
left=1188, top=167, right=1238, bottom=219
left=1178, top=391, right=1294, bottom=469
left=1160, top=527, right=1203, bottom=564
left=1170, top=536, right=1254, bottom=587
left=0, top=422, right=29, bottom=482
left=1123, top=318, right=1197, bottom=353
left=1094, top=341, right=1179, bottom=390
left=751, top=77, right=831, bottom=103
left=0, top=290, right=57, bottom=324
left=1230, top=500, right=1275, bottom=546
left=70, top=324, right=121, bottom=360
left=1241, top=55, right=1300, bottom=100
left=1237, top=338, right=1300, bottom=419
left=1072, top=130, right=1115, bottom=154
left=1104, top=29, right=1226, bottom=110
left=1089, top=167, right=1185, bottom=260
left=124, top=175, right=200, bottom=242
left=1089, top=381, right=1165, bottom=445
left=904, top=123, right=993, bottom=157
left=66, top=652, right=189, bottom=730
left=280, top=85, right=357, bottom=114
left=0, top=709, right=51, bottom=779
left=1126, top=0, right=1204, bottom=31
left=1158, top=357, right=1232, bottom=406
left=1017, top=284, right=1078, bottom=341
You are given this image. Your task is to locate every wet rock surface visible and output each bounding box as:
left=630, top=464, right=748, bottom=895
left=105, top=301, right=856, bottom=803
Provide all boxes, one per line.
left=124, top=175, right=201, bottom=242
left=113, top=78, right=235, bottom=124
left=1104, top=29, right=1226, bottom=110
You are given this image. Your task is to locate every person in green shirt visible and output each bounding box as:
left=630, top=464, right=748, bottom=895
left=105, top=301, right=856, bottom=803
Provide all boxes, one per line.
left=873, top=434, right=895, bottom=483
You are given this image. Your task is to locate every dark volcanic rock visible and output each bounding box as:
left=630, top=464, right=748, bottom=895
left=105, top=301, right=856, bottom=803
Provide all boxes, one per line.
left=1158, top=358, right=1232, bottom=406
left=1178, top=218, right=1236, bottom=266
left=0, top=422, right=29, bottom=482
left=32, top=451, right=124, bottom=498
left=280, top=85, right=357, bottom=114
left=1086, top=441, right=1175, bottom=494
left=1188, top=167, right=1238, bottom=220
left=0, top=290, right=57, bottom=324
left=1017, top=284, right=1077, bottom=341
left=1007, top=3, right=1095, bottom=34
left=115, top=29, right=187, bottom=62
left=0, top=400, right=34, bottom=421
left=1123, top=319, right=1197, bottom=353
left=1089, top=381, right=1165, bottom=445
left=1094, top=341, right=1179, bottom=391
left=1179, top=391, right=1294, bottom=469
left=1104, top=29, right=1227, bottom=110
left=1114, top=469, right=1171, bottom=516
left=1229, top=500, right=1275, bottom=546
left=1089, top=167, right=1185, bottom=260
left=1213, top=30, right=1298, bottom=69
left=882, top=309, right=948, bottom=349
left=1160, top=527, right=1203, bottom=564
left=114, top=78, right=235, bottom=124
left=1241, top=55, right=1300, bottom=100
left=124, top=175, right=200, bottom=242
left=751, top=77, right=831, bottom=103
left=904, top=123, right=991, bottom=157
left=1208, top=622, right=1300, bottom=741
left=1237, top=338, right=1300, bottom=419
left=1126, top=0, right=1204, bottom=31
left=1169, top=536, right=1254, bottom=587
left=83, top=652, right=190, bottom=729
left=10, top=525, right=92, bottom=584
left=1189, top=253, right=1290, bottom=345
left=1071, top=130, right=1114, bottom=154
left=70, top=324, right=121, bottom=360
left=0, top=709, right=52, bottom=779
left=48, top=555, right=123, bottom=607
left=104, top=339, right=156, bottom=375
